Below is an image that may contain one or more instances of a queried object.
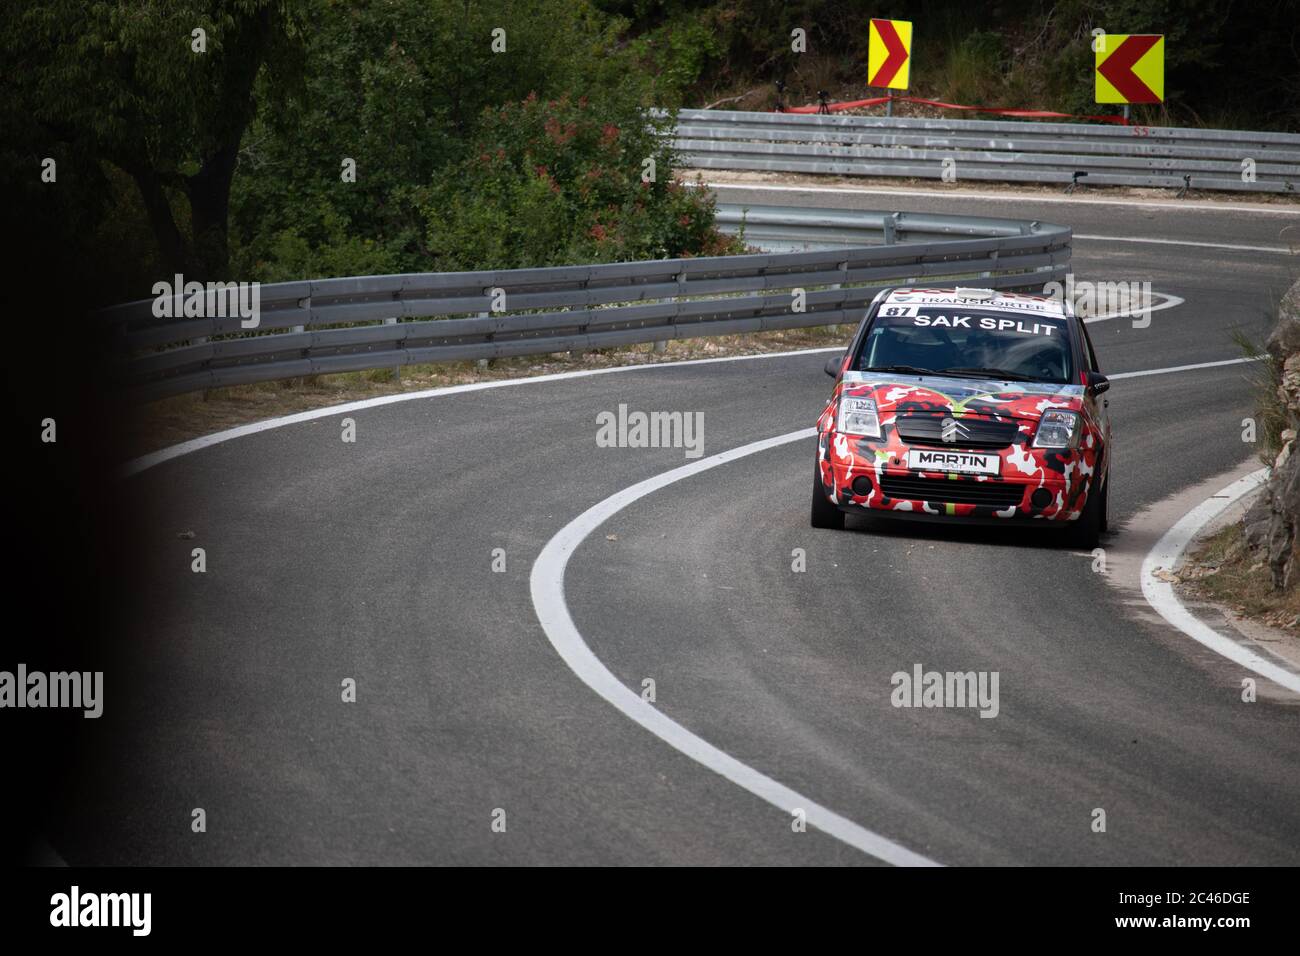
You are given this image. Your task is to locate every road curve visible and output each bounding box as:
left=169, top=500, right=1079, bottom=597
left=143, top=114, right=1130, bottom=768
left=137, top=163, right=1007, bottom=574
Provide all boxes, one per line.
left=50, top=189, right=1300, bottom=866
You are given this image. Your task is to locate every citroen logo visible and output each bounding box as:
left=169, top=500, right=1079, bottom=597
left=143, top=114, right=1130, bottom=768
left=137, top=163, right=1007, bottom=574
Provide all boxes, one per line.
left=940, top=417, right=967, bottom=443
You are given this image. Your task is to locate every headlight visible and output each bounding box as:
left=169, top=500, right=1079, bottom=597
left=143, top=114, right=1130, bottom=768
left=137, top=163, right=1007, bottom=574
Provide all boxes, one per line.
left=1033, top=409, right=1081, bottom=449
left=837, top=396, right=881, bottom=438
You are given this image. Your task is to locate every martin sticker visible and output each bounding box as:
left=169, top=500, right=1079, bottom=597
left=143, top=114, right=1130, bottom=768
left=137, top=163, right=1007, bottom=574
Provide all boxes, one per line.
left=907, top=449, right=1000, bottom=476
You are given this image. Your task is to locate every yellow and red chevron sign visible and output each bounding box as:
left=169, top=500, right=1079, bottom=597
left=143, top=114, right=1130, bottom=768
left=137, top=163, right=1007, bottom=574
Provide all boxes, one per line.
left=1095, top=34, right=1164, bottom=104
left=868, top=18, right=912, bottom=90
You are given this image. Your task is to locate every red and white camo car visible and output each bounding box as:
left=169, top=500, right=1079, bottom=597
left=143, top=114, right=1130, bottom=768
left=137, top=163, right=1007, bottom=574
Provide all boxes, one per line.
left=812, top=287, right=1111, bottom=547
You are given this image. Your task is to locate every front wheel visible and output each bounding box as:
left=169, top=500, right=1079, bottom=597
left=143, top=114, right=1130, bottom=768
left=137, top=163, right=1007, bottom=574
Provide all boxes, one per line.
left=810, top=462, right=845, bottom=529
left=1098, top=469, right=1110, bottom=534
left=1064, top=473, right=1107, bottom=549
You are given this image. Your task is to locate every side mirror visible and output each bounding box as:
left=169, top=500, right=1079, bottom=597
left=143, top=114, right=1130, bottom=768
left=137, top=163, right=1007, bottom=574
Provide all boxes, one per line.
left=1087, top=371, right=1110, bottom=395
left=824, top=353, right=844, bottom=378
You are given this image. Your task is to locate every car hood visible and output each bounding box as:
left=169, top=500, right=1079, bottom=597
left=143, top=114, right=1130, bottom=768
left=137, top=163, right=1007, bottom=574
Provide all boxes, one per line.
left=840, top=371, right=1085, bottom=422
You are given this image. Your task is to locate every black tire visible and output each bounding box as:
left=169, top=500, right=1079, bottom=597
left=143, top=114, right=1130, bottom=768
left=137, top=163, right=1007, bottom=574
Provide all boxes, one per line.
left=811, top=462, right=845, bottom=529
left=1064, top=472, right=1107, bottom=549
left=1098, top=469, right=1110, bottom=534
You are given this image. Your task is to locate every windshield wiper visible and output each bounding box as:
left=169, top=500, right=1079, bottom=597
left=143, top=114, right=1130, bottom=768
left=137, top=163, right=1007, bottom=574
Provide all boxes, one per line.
left=861, top=364, right=936, bottom=376
left=940, top=366, right=1035, bottom=382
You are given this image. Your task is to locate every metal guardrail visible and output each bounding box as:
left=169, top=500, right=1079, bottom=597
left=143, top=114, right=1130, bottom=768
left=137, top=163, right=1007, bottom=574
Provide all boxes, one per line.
left=713, top=204, right=1055, bottom=252
left=671, top=109, right=1300, bottom=194
left=101, top=209, right=1070, bottom=402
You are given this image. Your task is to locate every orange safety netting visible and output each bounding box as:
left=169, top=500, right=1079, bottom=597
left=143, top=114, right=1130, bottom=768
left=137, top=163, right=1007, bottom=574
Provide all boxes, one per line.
left=780, top=93, right=1131, bottom=125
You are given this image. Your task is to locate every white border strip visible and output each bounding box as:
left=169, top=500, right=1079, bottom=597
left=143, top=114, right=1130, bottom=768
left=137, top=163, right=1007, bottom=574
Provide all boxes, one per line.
left=1140, top=468, right=1300, bottom=694
left=1074, top=234, right=1295, bottom=255
left=1109, top=356, right=1259, bottom=380
left=529, top=427, right=940, bottom=865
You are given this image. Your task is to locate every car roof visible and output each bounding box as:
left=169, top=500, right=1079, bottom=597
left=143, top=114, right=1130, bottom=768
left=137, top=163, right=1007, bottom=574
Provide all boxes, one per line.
left=883, top=287, right=1069, bottom=317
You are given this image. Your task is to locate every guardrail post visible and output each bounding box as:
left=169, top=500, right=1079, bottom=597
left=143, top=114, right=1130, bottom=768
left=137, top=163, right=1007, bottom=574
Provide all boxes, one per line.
left=293, top=297, right=306, bottom=335
left=296, top=294, right=310, bottom=376
left=565, top=274, right=592, bottom=359
left=192, top=334, right=210, bottom=389
left=980, top=250, right=996, bottom=283
left=828, top=258, right=848, bottom=332
left=883, top=214, right=898, bottom=245
left=651, top=292, right=670, bottom=352
left=384, top=316, right=400, bottom=380
left=295, top=294, right=310, bottom=336
left=477, top=309, right=490, bottom=368
left=655, top=270, right=686, bottom=353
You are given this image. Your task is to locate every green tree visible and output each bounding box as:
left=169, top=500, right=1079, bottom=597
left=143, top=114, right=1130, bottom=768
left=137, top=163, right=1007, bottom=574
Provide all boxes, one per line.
left=3, top=0, right=307, bottom=278
left=419, top=93, right=739, bottom=270
left=230, top=0, right=714, bottom=278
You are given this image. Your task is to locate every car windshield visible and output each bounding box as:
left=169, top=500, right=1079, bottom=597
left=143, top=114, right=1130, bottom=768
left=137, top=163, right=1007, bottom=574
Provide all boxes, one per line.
left=855, top=305, right=1074, bottom=384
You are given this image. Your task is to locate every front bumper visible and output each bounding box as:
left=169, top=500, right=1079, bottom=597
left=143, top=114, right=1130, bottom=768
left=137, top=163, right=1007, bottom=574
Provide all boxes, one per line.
left=817, top=431, right=1097, bottom=524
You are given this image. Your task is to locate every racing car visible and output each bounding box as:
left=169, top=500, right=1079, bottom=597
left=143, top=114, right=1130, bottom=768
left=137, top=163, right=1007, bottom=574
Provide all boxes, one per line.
left=812, top=286, right=1110, bottom=547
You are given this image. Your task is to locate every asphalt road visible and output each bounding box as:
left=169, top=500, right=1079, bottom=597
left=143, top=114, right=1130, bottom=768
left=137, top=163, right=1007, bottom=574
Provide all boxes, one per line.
left=51, top=186, right=1300, bottom=865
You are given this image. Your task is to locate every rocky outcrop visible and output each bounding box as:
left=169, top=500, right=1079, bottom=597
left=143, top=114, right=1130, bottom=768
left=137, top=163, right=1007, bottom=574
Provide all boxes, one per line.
left=1243, top=279, right=1300, bottom=589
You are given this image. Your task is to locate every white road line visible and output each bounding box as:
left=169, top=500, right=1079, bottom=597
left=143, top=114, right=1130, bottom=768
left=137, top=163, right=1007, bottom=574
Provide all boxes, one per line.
left=119, top=336, right=1272, bottom=860
left=1075, top=234, right=1294, bottom=254
left=120, top=347, right=842, bottom=477
left=1108, top=356, right=1260, bottom=380
left=126, top=345, right=1259, bottom=478
left=526, top=366, right=1272, bottom=863
left=1084, top=291, right=1183, bottom=324
left=528, top=400, right=1284, bottom=862
left=529, top=427, right=940, bottom=866
left=1141, top=468, right=1300, bottom=695
left=698, top=180, right=1300, bottom=216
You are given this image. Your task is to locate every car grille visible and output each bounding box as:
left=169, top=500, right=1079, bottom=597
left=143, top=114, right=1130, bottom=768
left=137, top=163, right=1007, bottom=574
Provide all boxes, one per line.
left=880, top=474, right=1024, bottom=508
left=894, top=414, right=1021, bottom=450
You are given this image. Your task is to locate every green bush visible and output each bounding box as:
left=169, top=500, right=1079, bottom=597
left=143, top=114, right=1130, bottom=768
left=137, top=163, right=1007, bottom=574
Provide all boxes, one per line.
left=421, top=93, right=743, bottom=271
left=939, top=30, right=1008, bottom=105
left=221, top=0, right=747, bottom=280
left=627, top=11, right=727, bottom=107
left=239, top=209, right=406, bottom=284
